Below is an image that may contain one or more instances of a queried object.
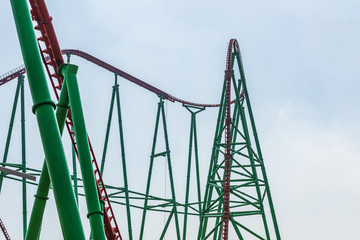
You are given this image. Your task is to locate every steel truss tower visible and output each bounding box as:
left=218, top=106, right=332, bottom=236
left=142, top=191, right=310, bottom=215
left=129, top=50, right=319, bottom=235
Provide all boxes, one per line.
left=198, top=39, right=281, bottom=240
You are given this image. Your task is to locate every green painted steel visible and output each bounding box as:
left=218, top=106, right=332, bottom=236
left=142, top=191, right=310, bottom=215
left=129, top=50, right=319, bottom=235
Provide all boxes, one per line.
left=182, top=105, right=205, bottom=240
left=59, top=63, right=106, bottom=240
left=100, top=73, right=133, bottom=239
left=198, top=42, right=281, bottom=239
left=72, top=134, right=79, bottom=204
left=114, top=74, right=133, bottom=240
left=140, top=97, right=181, bottom=240
left=0, top=77, right=22, bottom=193
left=20, top=75, right=27, bottom=239
left=198, top=78, right=227, bottom=240
left=26, top=80, right=75, bottom=240
left=67, top=54, right=79, bottom=205
left=236, top=52, right=281, bottom=239
left=9, top=0, right=85, bottom=238
left=100, top=75, right=116, bottom=175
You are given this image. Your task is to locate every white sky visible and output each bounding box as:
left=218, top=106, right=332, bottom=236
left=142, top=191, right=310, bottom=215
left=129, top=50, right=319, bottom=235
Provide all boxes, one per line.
left=1, top=0, right=360, bottom=239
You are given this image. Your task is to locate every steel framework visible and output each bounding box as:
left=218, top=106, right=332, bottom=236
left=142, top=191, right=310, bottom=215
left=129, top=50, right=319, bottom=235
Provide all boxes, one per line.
left=0, top=0, right=281, bottom=239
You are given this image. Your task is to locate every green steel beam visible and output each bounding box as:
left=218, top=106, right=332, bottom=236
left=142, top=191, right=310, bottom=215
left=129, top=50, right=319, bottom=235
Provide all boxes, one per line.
left=236, top=51, right=281, bottom=239
left=114, top=74, right=133, bottom=240
left=26, top=79, right=74, bottom=240
left=20, top=75, right=27, bottom=239
left=0, top=77, right=22, bottom=193
left=140, top=97, right=180, bottom=240
left=59, top=63, right=106, bottom=240
left=10, top=0, right=85, bottom=238
left=182, top=105, right=205, bottom=240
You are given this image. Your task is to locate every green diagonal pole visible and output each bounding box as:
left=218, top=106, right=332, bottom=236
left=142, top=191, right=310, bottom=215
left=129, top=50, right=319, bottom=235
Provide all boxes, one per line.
left=10, top=0, right=85, bottom=238
left=235, top=51, right=281, bottom=240
left=26, top=80, right=77, bottom=240
left=0, top=77, right=22, bottom=193
left=60, top=63, right=106, bottom=240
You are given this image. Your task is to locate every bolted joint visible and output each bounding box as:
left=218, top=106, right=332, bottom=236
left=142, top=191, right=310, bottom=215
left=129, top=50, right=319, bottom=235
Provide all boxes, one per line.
left=58, top=63, right=79, bottom=78
left=32, top=100, right=56, bottom=114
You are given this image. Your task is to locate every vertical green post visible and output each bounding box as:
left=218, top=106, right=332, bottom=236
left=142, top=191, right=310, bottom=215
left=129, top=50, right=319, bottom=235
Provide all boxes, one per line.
left=59, top=64, right=106, bottom=240
left=114, top=74, right=133, bottom=240
left=10, top=0, right=85, bottom=238
left=160, top=98, right=181, bottom=240
left=67, top=54, right=79, bottom=205
left=101, top=73, right=133, bottom=238
left=182, top=105, right=204, bottom=240
left=0, top=77, right=22, bottom=192
left=20, top=75, right=27, bottom=239
left=72, top=133, right=79, bottom=204
left=140, top=97, right=180, bottom=240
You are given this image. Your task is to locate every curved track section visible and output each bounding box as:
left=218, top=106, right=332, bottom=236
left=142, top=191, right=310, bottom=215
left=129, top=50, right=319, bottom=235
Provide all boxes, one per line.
left=62, top=49, right=226, bottom=107
left=1, top=49, right=244, bottom=107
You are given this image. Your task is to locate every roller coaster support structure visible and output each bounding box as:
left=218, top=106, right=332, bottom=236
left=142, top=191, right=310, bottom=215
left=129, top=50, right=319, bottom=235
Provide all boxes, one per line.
left=9, top=0, right=86, bottom=238
left=182, top=105, right=205, bottom=239
left=0, top=75, right=27, bottom=238
left=100, top=73, right=133, bottom=239
left=198, top=39, right=281, bottom=240
left=59, top=63, right=106, bottom=240
left=140, top=96, right=181, bottom=240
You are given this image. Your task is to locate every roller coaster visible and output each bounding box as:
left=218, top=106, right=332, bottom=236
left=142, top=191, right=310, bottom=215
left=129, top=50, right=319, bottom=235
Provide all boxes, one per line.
left=0, top=0, right=281, bottom=239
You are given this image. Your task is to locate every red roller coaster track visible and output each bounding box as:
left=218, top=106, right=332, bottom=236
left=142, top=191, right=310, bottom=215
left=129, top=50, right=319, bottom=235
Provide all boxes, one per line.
left=28, top=0, right=122, bottom=238
left=0, top=218, right=10, bottom=240
left=1, top=1, right=245, bottom=238
left=0, top=48, right=244, bottom=108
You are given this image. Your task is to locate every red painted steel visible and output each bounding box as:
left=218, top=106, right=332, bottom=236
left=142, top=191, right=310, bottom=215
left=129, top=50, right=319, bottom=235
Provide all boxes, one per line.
left=221, top=38, right=242, bottom=240
left=26, top=0, right=122, bottom=239
left=0, top=218, right=11, bottom=240
left=0, top=65, right=25, bottom=86
left=1, top=49, right=243, bottom=108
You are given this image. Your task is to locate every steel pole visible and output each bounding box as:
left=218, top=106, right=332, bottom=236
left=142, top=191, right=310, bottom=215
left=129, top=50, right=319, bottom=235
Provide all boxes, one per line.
left=236, top=52, right=281, bottom=240
left=20, top=75, right=27, bottom=239
left=114, top=74, right=133, bottom=240
left=26, top=80, right=77, bottom=239
left=0, top=78, right=21, bottom=192
left=10, top=0, right=85, bottom=238
left=60, top=63, right=106, bottom=240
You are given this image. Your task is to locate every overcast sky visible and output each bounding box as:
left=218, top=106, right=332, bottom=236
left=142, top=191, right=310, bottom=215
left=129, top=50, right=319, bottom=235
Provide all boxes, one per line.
left=1, top=0, right=360, bottom=239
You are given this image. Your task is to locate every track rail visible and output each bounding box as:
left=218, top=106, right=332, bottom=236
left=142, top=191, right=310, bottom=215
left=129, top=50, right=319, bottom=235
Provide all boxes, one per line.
left=0, top=218, right=10, bottom=240
left=1, top=49, right=244, bottom=107
left=27, top=0, right=122, bottom=239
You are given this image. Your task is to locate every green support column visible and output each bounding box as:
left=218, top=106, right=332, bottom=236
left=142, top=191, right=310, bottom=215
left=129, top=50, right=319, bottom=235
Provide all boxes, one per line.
left=26, top=80, right=75, bottom=240
left=114, top=74, right=133, bottom=240
left=20, top=75, right=27, bottom=239
left=199, top=40, right=281, bottom=239
left=67, top=54, right=79, bottom=205
left=72, top=127, right=79, bottom=204
left=140, top=97, right=180, bottom=240
left=10, top=0, right=85, bottom=238
left=182, top=105, right=204, bottom=240
left=0, top=77, right=22, bottom=193
left=101, top=73, right=133, bottom=239
left=236, top=52, right=281, bottom=239
left=59, top=64, right=106, bottom=240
